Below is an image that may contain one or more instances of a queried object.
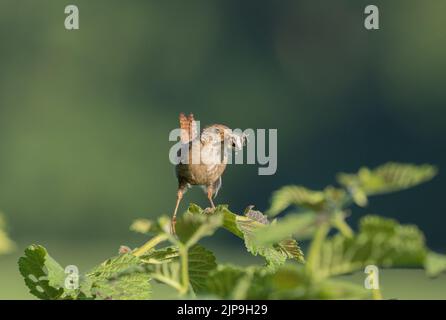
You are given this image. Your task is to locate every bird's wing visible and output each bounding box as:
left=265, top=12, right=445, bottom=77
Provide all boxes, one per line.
left=179, top=113, right=198, bottom=143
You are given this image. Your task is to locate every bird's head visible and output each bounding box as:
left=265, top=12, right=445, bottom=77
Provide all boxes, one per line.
left=201, top=124, right=246, bottom=150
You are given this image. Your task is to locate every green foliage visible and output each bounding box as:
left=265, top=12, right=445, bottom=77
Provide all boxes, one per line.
left=18, top=244, right=151, bottom=300
left=174, top=210, right=223, bottom=248
left=205, top=265, right=271, bottom=299
left=86, top=253, right=151, bottom=300
left=17, top=162, right=445, bottom=300
left=318, top=216, right=427, bottom=279
left=337, top=162, right=437, bottom=206
left=174, top=204, right=304, bottom=269
left=256, top=212, right=318, bottom=244
left=425, top=252, right=446, bottom=278
left=204, top=264, right=370, bottom=300
left=0, top=213, right=15, bottom=255
left=210, top=204, right=304, bottom=268
left=18, top=245, right=65, bottom=299
left=141, top=244, right=216, bottom=294
left=267, top=186, right=326, bottom=216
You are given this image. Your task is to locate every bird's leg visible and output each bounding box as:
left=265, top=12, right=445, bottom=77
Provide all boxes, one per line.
left=206, top=187, right=216, bottom=209
left=171, top=189, right=183, bottom=235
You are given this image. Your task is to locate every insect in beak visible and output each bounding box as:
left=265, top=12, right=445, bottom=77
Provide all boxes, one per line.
left=230, top=133, right=246, bottom=151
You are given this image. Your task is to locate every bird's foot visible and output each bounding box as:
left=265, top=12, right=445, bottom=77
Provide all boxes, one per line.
left=203, top=207, right=216, bottom=215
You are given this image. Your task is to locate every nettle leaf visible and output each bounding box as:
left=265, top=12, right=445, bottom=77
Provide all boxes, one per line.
left=205, top=265, right=271, bottom=299
left=237, top=207, right=304, bottom=267
left=175, top=212, right=223, bottom=248
left=425, top=252, right=446, bottom=278
left=18, top=245, right=65, bottom=299
left=141, top=246, right=178, bottom=264
left=267, top=185, right=348, bottom=216
left=205, top=265, right=245, bottom=299
left=318, top=215, right=427, bottom=279
left=256, top=212, right=318, bottom=244
left=100, top=271, right=151, bottom=300
left=337, top=163, right=437, bottom=206
left=191, top=204, right=305, bottom=269
left=0, top=213, right=15, bottom=255
left=267, top=186, right=326, bottom=216
left=205, top=264, right=368, bottom=300
left=87, top=253, right=151, bottom=300
left=142, top=244, right=217, bottom=294
left=270, top=265, right=370, bottom=300
left=149, top=260, right=182, bottom=291
left=236, top=217, right=288, bottom=270
left=188, top=245, right=217, bottom=293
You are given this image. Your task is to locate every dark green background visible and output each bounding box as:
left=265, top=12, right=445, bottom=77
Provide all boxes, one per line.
left=0, top=1, right=445, bottom=299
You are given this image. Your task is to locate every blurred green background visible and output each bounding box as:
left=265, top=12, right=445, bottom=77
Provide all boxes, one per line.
left=0, top=0, right=445, bottom=299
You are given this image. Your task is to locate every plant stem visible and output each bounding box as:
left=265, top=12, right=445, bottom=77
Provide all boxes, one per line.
left=333, top=217, right=354, bottom=238
left=178, top=244, right=189, bottom=296
left=133, top=234, right=168, bottom=257
left=306, top=221, right=330, bottom=278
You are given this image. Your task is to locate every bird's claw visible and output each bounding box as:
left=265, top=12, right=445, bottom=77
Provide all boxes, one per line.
left=203, top=207, right=216, bottom=215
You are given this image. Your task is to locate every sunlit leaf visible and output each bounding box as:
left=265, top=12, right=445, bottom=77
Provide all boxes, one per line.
left=18, top=245, right=65, bottom=299
left=141, top=244, right=216, bottom=294
left=337, top=163, right=437, bottom=206
left=255, top=212, right=318, bottom=244
left=199, top=204, right=305, bottom=269
left=87, top=253, right=151, bottom=300
left=425, top=252, right=446, bottom=278
left=205, top=265, right=271, bottom=299
left=175, top=211, right=223, bottom=248
left=268, top=186, right=326, bottom=216
left=318, top=215, right=427, bottom=279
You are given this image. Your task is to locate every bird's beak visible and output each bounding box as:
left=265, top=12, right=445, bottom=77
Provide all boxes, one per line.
left=230, top=134, right=245, bottom=150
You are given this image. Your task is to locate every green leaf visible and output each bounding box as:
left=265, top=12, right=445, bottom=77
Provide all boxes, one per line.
left=202, top=257, right=377, bottom=300
left=236, top=216, right=288, bottom=270
left=147, top=260, right=182, bottom=292
left=130, top=219, right=152, bottom=234
left=315, top=279, right=370, bottom=300
left=205, top=265, right=246, bottom=299
left=203, top=204, right=304, bottom=269
left=271, top=264, right=370, bottom=299
left=141, top=244, right=217, bottom=294
left=179, top=213, right=223, bottom=248
left=205, top=265, right=272, bottom=299
left=318, top=215, right=427, bottom=279
left=141, top=246, right=179, bottom=264
left=87, top=253, right=151, bottom=300
left=100, top=272, right=151, bottom=300
left=425, top=252, right=446, bottom=278
left=255, top=212, right=318, bottom=244
left=188, top=245, right=217, bottom=294
left=0, top=213, right=15, bottom=255
left=267, top=186, right=326, bottom=216
left=205, top=263, right=369, bottom=300
left=18, top=245, right=65, bottom=299
left=337, top=163, right=437, bottom=206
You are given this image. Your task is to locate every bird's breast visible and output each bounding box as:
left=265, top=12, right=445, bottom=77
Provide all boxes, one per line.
left=176, top=141, right=228, bottom=186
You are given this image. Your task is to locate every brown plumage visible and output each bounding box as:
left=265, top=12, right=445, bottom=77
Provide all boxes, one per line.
left=171, top=113, right=245, bottom=234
